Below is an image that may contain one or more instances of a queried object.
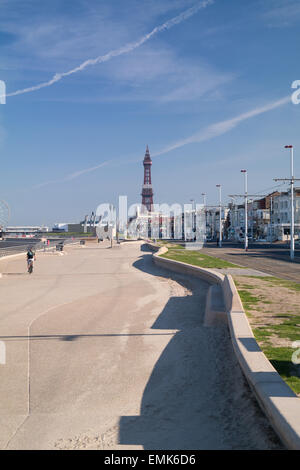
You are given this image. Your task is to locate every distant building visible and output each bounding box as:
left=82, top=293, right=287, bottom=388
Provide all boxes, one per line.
left=53, top=213, right=101, bottom=234
left=52, top=222, right=97, bottom=234
left=5, top=226, right=49, bottom=235
left=227, top=189, right=300, bottom=241
left=205, top=207, right=229, bottom=240
left=52, top=223, right=69, bottom=232
left=270, top=188, right=300, bottom=241
left=228, top=192, right=277, bottom=241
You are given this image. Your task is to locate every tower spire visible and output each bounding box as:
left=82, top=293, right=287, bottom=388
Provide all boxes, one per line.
left=141, top=145, right=154, bottom=212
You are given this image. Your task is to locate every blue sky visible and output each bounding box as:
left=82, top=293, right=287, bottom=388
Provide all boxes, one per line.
left=0, top=0, right=300, bottom=226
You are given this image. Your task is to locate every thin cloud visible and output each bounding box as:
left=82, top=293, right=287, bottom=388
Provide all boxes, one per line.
left=34, top=95, right=291, bottom=189
left=262, top=0, right=300, bottom=26
left=64, top=161, right=110, bottom=181
left=3, top=0, right=213, bottom=99
left=152, top=95, right=290, bottom=157
left=34, top=161, right=110, bottom=189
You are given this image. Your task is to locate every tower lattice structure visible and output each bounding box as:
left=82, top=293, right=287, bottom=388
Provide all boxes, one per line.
left=141, top=145, right=154, bottom=212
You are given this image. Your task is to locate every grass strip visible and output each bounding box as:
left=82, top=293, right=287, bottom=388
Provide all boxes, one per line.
left=246, top=275, right=300, bottom=292
left=236, top=279, right=300, bottom=396
left=160, top=247, right=241, bottom=269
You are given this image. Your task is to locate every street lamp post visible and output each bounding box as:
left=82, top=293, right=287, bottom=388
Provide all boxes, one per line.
left=201, top=193, right=206, bottom=241
left=190, top=199, right=196, bottom=241
left=249, top=199, right=254, bottom=240
left=216, top=185, right=222, bottom=248
left=230, top=197, right=236, bottom=241
left=274, top=146, right=300, bottom=260
left=241, top=170, right=248, bottom=251
left=285, top=145, right=295, bottom=260
left=270, top=195, right=273, bottom=242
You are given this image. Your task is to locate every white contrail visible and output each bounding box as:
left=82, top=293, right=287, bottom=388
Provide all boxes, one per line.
left=152, top=95, right=291, bottom=157
left=33, top=161, right=109, bottom=189
left=34, top=94, right=290, bottom=189
left=5, top=0, right=213, bottom=99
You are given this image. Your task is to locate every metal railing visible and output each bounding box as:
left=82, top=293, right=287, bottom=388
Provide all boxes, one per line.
left=0, top=238, right=77, bottom=258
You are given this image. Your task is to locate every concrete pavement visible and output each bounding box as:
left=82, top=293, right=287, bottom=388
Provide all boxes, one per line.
left=0, top=241, right=282, bottom=449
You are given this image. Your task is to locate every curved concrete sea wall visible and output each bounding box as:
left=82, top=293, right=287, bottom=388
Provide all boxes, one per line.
left=144, top=242, right=300, bottom=450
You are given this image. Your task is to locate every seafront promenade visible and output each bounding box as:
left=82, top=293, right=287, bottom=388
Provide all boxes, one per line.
left=0, top=241, right=281, bottom=449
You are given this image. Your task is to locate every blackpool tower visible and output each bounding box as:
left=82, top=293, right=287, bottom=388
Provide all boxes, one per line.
left=141, top=145, right=154, bottom=212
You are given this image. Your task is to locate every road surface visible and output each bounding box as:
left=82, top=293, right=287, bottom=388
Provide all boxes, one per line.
left=201, top=242, right=300, bottom=282
left=0, top=241, right=282, bottom=449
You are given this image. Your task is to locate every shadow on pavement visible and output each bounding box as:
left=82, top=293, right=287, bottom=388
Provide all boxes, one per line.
left=0, top=332, right=176, bottom=342
left=118, top=245, right=283, bottom=450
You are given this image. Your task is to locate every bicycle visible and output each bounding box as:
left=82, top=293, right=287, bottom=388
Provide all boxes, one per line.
left=27, top=258, right=34, bottom=274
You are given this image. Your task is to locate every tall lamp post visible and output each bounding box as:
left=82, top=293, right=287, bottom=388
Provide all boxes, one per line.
left=285, top=145, right=295, bottom=260
left=190, top=199, right=196, bottom=241
left=230, top=197, right=236, bottom=241
left=216, top=185, right=222, bottom=248
left=201, top=193, right=206, bottom=241
left=241, top=170, right=248, bottom=251
left=270, top=195, right=273, bottom=242
left=274, top=146, right=300, bottom=260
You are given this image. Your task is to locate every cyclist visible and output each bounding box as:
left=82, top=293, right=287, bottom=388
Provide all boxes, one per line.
left=26, top=247, right=36, bottom=273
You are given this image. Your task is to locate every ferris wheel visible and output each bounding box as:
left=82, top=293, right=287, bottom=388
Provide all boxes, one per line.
left=0, top=200, right=10, bottom=231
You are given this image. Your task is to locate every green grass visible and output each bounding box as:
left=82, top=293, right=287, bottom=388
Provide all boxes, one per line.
left=262, top=346, right=300, bottom=395
left=252, top=318, right=300, bottom=395
left=156, top=241, right=185, bottom=249
left=262, top=315, right=300, bottom=343
left=234, top=281, right=255, bottom=290
left=165, top=243, right=185, bottom=250
left=160, top=247, right=241, bottom=269
left=264, top=278, right=300, bottom=292
left=252, top=328, right=273, bottom=345
left=237, top=289, right=261, bottom=312
left=248, top=276, right=300, bottom=291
